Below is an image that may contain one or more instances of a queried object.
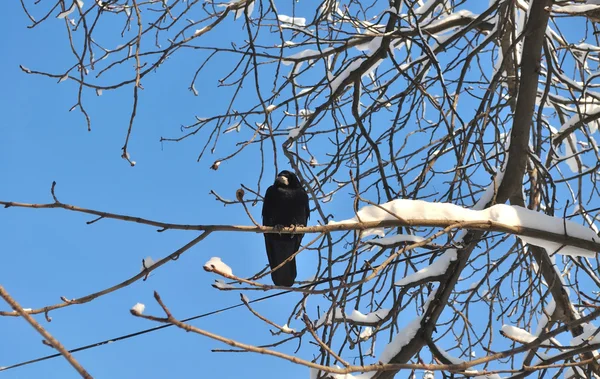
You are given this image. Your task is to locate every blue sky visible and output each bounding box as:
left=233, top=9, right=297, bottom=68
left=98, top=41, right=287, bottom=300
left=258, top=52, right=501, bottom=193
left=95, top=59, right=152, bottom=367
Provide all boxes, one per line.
left=1, top=1, right=597, bottom=379
left=0, top=2, right=320, bottom=378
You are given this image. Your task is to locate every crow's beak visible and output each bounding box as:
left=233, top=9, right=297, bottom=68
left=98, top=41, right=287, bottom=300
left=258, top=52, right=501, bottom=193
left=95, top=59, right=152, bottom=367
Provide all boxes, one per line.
left=276, top=175, right=289, bottom=186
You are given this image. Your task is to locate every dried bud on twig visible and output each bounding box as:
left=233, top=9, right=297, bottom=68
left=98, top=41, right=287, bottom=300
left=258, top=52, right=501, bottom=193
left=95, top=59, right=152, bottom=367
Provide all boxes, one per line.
left=210, top=161, right=221, bottom=170
left=236, top=188, right=245, bottom=202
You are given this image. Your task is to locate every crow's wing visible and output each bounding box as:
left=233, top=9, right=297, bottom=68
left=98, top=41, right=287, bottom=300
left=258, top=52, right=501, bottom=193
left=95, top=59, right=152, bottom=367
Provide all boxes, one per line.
left=262, top=185, right=297, bottom=286
left=262, top=185, right=277, bottom=226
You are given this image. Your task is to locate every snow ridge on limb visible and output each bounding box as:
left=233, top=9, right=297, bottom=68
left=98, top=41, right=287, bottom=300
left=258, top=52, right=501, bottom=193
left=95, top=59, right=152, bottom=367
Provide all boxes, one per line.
left=329, top=200, right=599, bottom=257
left=500, top=325, right=537, bottom=343
left=203, top=257, right=233, bottom=276
left=378, top=288, right=439, bottom=364
left=315, top=307, right=390, bottom=327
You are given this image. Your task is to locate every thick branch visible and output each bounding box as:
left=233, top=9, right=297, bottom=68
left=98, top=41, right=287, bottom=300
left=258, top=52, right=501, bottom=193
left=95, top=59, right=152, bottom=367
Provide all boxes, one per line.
left=497, top=0, right=553, bottom=203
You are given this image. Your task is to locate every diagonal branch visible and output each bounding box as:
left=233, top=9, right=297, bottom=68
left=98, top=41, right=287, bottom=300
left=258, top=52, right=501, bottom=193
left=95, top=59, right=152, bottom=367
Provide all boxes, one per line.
left=0, top=286, right=93, bottom=379
left=375, top=3, right=556, bottom=375
left=0, top=232, right=210, bottom=317
left=497, top=0, right=553, bottom=204
left=132, top=292, right=600, bottom=377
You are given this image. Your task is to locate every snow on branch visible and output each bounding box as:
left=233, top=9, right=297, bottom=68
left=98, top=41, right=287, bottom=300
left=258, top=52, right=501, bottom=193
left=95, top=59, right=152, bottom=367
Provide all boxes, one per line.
left=203, top=257, right=233, bottom=276
left=500, top=325, right=537, bottom=344
left=394, top=249, right=457, bottom=286
left=552, top=103, right=600, bottom=146
left=277, top=14, right=307, bottom=27
left=379, top=288, right=438, bottom=364
left=316, top=307, right=390, bottom=327
left=329, top=199, right=599, bottom=257
left=365, top=234, right=425, bottom=247
left=3, top=196, right=599, bottom=256
left=549, top=4, right=600, bottom=17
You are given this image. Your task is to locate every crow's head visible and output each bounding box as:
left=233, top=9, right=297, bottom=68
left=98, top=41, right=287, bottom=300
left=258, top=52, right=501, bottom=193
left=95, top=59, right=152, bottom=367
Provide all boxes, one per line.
left=275, top=170, right=301, bottom=188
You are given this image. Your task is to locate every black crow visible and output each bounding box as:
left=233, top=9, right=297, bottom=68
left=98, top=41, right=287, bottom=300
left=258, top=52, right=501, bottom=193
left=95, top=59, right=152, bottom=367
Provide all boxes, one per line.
left=262, top=170, right=310, bottom=286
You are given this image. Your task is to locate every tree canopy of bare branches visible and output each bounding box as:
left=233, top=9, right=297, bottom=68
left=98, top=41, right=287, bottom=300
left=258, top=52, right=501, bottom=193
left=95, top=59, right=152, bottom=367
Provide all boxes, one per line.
left=4, top=0, right=600, bottom=378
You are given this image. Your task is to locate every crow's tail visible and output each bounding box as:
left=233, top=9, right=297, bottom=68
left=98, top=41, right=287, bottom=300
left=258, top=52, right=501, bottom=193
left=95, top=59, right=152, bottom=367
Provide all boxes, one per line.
left=264, top=235, right=299, bottom=287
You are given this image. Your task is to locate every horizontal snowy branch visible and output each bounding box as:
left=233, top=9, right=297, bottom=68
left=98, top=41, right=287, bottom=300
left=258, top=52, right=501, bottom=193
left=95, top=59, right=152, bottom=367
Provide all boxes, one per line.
left=329, top=200, right=599, bottom=257
left=549, top=4, right=600, bottom=16
left=2, top=199, right=599, bottom=256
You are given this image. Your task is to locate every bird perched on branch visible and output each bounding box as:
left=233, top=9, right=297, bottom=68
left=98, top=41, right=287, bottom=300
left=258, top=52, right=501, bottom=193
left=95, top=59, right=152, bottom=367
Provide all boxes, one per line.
left=262, top=170, right=310, bottom=286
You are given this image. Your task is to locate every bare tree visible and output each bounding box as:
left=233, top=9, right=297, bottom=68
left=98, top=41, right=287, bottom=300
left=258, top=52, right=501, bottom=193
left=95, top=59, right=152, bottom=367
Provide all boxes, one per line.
left=4, top=0, right=600, bottom=378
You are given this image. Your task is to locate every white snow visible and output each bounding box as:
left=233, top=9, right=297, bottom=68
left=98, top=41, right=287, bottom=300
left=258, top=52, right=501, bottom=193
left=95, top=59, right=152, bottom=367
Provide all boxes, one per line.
left=436, top=346, right=466, bottom=364
left=277, top=41, right=296, bottom=48
left=555, top=104, right=600, bottom=137
left=131, top=303, right=145, bottom=314
left=203, top=257, right=233, bottom=276
left=422, top=10, right=476, bottom=31
left=534, top=299, right=556, bottom=336
left=564, top=367, right=586, bottom=379
left=282, top=48, right=333, bottom=66
left=234, top=0, right=254, bottom=20
left=298, top=88, right=313, bottom=96
left=431, top=30, right=458, bottom=50
left=288, top=127, right=302, bottom=139
left=570, top=322, right=600, bottom=346
left=246, top=1, right=255, bottom=18
left=299, top=109, right=313, bottom=118
left=474, top=136, right=509, bottom=210
left=140, top=256, right=155, bottom=271
left=414, top=0, right=438, bottom=16
left=500, top=325, right=537, bottom=343
left=329, top=199, right=599, bottom=257
left=281, top=323, right=295, bottom=334
left=213, top=279, right=235, bottom=290
left=277, top=14, right=306, bottom=26
left=471, top=374, right=502, bottom=379
left=552, top=4, right=600, bottom=14
left=194, top=27, right=208, bottom=36
left=379, top=288, right=438, bottom=363
left=223, top=122, right=241, bottom=134
left=330, top=57, right=365, bottom=93
left=57, top=3, right=77, bottom=19
left=366, top=234, right=425, bottom=246
left=316, top=307, right=344, bottom=326
left=329, top=38, right=383, bottom=94
left=563, top=138, right=579, bottom=173
left=316, top=307, right=389, bottom=326
left=309, top=369, right=370, bottom=379
left=395, top=249, right=457, bottom=286
left=347, top=309, right=390, bottom=323
left=265, top=104, right=277, bottom=113
left=359, top=326, right=373, bottom=340
left=354, top=36, right=383, bottom=53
